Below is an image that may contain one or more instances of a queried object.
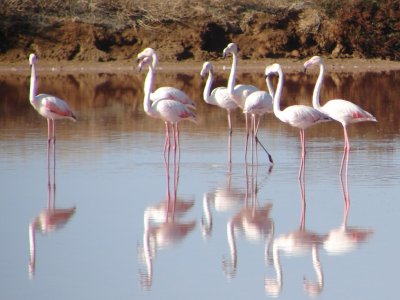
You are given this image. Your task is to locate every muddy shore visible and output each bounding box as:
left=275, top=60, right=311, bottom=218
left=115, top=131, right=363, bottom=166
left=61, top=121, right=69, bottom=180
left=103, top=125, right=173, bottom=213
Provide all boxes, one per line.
left=1, top=57, right=400, bottom=75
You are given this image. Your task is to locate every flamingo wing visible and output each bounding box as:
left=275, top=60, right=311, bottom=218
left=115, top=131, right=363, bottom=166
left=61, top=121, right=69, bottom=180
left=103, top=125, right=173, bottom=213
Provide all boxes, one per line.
left=151, top=87, right=196, bottom=109
left=36, top=94, right=77, bottom=121
left=321, top=99, right=377, bottom=125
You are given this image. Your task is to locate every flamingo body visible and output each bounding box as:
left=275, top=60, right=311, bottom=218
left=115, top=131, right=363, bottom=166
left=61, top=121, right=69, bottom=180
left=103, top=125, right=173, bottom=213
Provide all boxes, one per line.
left=243, top=91, right=273, bottom=116
left=33, top=94, right=77, bottom=121
left=29, top=54, right=76, bottom=123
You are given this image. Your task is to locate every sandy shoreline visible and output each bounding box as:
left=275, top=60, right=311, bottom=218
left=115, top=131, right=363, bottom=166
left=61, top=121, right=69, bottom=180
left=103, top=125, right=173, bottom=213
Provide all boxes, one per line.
left=1, top=58, right=400, bottom=74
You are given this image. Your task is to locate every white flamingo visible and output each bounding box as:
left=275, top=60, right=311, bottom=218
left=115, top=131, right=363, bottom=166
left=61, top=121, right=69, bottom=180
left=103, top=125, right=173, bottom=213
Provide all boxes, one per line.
left=243, top=77, right=274, bottom=164
left=222, top=42, right=273, bottom=162
left=137, top=48, right=196, bottom=109
left=265, top=63, right=331, bottom=178
left=29, top=53, right=76, bottom=168
left=303, top=55, right=377, bottom=174
left=200, top=61, right=239, bottom=162
left=138, top=56, right=196, bottom=159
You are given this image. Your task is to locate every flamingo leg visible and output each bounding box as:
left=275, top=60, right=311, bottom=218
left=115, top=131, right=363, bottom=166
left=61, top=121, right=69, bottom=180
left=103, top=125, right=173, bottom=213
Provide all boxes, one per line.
left=245, top=113, right=250, bottom=162
left=254, top=117, right=274, bottom=164
left=340, top=126, right=350, bottom=176
left=298, top=129, right=306, bottom=180
left=227, top=111, right=233, bottom=163
left=163, top=122, right=170, bottom=163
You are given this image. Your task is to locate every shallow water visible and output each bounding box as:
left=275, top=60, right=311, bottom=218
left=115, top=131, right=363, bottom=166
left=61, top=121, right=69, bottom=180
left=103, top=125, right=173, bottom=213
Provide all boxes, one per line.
left=0, top=65, right=399, bottom=300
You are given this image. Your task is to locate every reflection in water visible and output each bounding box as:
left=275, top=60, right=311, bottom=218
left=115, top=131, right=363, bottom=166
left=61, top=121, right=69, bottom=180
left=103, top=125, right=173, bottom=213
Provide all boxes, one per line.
left=201, top=164, right=246, bottom=239
left=323, top=171, right=373, bottom=255
left=138, top=154, right=196, bottom=290
left=223, top=163, right=274, bottom=279
left=265, top=178, right=324, bottom=297
left=28, top=160, right=76, bottom=278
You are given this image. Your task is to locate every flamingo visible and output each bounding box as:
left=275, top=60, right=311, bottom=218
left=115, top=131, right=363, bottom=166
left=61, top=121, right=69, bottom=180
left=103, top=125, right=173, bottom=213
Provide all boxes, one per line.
left=243, top=77, right=274, bottom=164
left=200, top=61, right=239, bottom=162
left=265, top=63, right=331, bottom=178
left=29, top=53, right=77, bottom=169
left=137, top=48, right=196, bottom=109
left=138, top=56, right=197, bottom=160
left=265, top=179, right=324, bottom=297
left=303, top=55, right=377, bottom=174
left=138, top=152, right=195, bottom=290
left=223, top=163, right=274, bottom=278
left=222, top=42, right=273, bottom=163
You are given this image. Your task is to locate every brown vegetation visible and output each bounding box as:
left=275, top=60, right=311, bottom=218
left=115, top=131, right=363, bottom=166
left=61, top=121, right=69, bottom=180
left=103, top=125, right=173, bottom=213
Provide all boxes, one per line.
left=0, top=0, right=399, bottom=63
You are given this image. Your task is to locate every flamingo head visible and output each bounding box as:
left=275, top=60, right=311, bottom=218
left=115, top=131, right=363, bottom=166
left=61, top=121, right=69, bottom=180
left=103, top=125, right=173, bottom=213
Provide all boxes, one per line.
left=265, top=63, right=281, bottom=78
left=303, top=55, right=323, bottom=72
left=222, top=42, right=238, bottom=58
left=29, top=53, right=37, bottom=66
left=138, top=56, right=153, bottom=72
left=200, top=61, right=213, bottom=78
left=137, top=48, right=156, bottom=61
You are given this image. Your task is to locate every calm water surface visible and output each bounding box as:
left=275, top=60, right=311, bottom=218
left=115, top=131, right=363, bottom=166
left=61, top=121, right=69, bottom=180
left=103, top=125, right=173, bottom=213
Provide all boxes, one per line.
left=0, top=64, right=399, bottom=300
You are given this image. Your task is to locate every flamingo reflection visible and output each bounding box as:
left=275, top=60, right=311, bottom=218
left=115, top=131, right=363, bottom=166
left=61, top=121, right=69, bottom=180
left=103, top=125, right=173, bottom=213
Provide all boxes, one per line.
left=201, top=163, right=247, bottom=239
left=265, top=179, right=324, bottom=297
left=323, top=171, right=373, bottom=255
left=223, top=163, right=274, bottom=279
left=28, top=162, right=76, bottom=278
left=138, top=153, right=196, bottom=290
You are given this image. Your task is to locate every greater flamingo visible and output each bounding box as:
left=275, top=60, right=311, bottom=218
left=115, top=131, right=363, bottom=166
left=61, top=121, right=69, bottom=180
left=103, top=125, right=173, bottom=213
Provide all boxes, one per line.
left=138, top=56, right=196, bottom=160
left=29, top=53, right=77, bottom=170
left=243, top=77, right=274, bottom=164
left=265, top=63, right=331, bottom=178
left=303, top=55, right=377, bottom=174
left=137, top=47, right=196, bottom=109
left=200, top=61, right=239, bottom=162
left=222, top=42, right=273, bottom=163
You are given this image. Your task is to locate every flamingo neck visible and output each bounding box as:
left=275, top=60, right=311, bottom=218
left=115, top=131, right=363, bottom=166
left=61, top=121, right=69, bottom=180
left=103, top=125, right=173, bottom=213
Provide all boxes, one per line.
left=266, top=76, right=275, bottom=98
left=227, top=51, right=238, bottom=95
left=203, top=69, right=216, bottom=105
left=312, top=62, right=325, bottom=109
left=143, top=64, right=156, bottom=118
left=29, top=63, right=37, bottom=105
left=272, top=68, right=284, bottom=119
left=152, top=52, right=158, bottom=70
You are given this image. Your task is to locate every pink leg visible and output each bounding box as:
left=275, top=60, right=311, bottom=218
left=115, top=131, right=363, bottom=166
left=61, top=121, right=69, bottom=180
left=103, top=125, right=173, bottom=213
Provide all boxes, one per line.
left=340, top=126, right=350, bottom=176
left=164, top=122, right=170, bottom=163
left=298, top=130, right=306, bottom=180
left=227, top=111, right=233, bottom=163
left=245, top=113, right=250, bottom=162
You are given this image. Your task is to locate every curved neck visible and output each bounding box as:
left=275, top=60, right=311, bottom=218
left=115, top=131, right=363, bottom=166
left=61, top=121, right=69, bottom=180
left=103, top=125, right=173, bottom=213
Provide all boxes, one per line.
left=312, top=62, right=324, bottom=109
left=143, top=64, right=155, bottom=117
left=227, top=51, right=237, bottom=94
left=272, top=68, right=284, bottom=118
left=266, top=76, right=275, bottom=98
left=203, top=69, right=216, bottom=105
left=152, top=53, right=158, bottom=70
left=29, top=63, right=37, bottom=104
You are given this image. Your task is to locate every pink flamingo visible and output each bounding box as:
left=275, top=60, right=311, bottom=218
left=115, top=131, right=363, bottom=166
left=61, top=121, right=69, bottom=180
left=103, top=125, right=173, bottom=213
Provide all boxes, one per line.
left=223, top=42, right=273, bottom=163
left=138, top=56, right=196, bottom=160
left=29, top=54, right=77, bottom=172
left=303, top=55, right=377, bottom=174
left=137, top=48, right=196, bottom=109
left=265, top=63, right=331, bottom=178
left=200, top=61, right=239, bottom=162
left=243, top=78, right=274, bottom=164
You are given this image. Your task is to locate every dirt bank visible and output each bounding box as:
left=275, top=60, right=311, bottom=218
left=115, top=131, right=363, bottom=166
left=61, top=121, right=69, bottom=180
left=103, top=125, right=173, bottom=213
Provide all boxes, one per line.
left=1, top=1, right=399, bottom=67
